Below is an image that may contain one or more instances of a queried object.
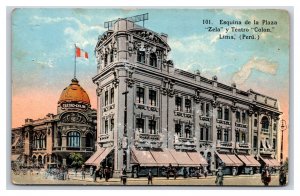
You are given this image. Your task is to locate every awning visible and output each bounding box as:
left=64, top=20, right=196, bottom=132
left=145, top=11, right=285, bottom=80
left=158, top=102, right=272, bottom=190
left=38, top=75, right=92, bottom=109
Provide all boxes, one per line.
left=268, top=159, right=280, bottom=167
left=131, top=147, right=157, bottom=167
left=169, top=149, right=197, bottom=167
left=237, top=155, right=253, bottom=166
left=11, top=154, right=21, bottom=161
left=215, top=152, right=235, bottom=166
left=85, top=148, right=106, bottom=165
left=227, top=154, right=243, bottom=166
left=260, top=156, right=280, bottom=167
left=244, top=155, right=261, bottom=167
left=12, top=136, right=20, bottom=147
left=85, top=147, right=113, bottom=166
left=237, top=155, right=261, bottom=167
left=187, top=152, right=208, bottom=166
left=150, top=149, right=177, bottom=167
left=93, top=147, right=113, bottom=166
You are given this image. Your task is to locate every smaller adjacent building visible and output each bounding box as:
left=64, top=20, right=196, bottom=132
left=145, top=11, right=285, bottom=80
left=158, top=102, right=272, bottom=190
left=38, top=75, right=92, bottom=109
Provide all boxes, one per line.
left=11, top=78, right=97, bottom=168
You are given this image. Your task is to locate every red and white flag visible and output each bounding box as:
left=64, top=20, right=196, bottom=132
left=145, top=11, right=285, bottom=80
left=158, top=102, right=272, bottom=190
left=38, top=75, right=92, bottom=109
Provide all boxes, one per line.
left=76, top=47, right=88, bottom=59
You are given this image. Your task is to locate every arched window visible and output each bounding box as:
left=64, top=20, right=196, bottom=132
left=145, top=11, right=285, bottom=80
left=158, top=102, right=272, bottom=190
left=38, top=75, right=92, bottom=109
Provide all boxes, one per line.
left=175, top=123, right=182, bottom=137
left=40, top=134, right=46, bottom=149
left=110, top=50, right=114, bottom=63
left=149, top=53, right=157, bottom=67
left=67, top=131, right=80, bottom=149
left=57, top=132, right=62, bottom=146
left=224, top=108, right=230, bottom=121
left=33, top=135, right=38, bottom=149
left=104, top=54, right=108, bottom=66
left=217, top=107, right=223, bottom=119
left=261, top=116, right=269, bottom=131
left=86, top=133, right=93, bottom=148
left=137, top=50, right=145, bottom=63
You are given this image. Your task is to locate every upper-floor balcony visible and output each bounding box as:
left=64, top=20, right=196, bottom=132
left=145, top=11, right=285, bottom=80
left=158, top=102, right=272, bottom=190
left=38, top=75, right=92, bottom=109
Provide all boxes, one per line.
left=52, top=146, right=94, bottom=152
left=216, top=140, right=233, bottom=148
left=134, top=131, right=162, bottom=148
left=235, top=122, right=248, bottom=128
left=174, top=135, right=196, bottom=151
left=103, top=103, right=115, bottom=112
left=98, top=133, right=114, bottom=145
left=174, top=110, right=193, bottom=118
left=235, top=142, right=251, bottom=149
left=216, top=119, right=231, bottom=125
left=200, top=115, right=210, bottom=122
left=135, top=103, right=159, bottom=112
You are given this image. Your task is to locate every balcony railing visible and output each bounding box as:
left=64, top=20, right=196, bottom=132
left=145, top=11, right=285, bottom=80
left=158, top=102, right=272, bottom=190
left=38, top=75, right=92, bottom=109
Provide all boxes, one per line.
left=135, top=131, right=162, bottom=148
left=261, top=128, right=269, bottom=133
left=200, top=116, right=210, bottom=121
left=52, top=146, right=93, bottom=151
left=174, top=111, right=193, bottom=118
left=216, top=119, right=231, bottom=125
left=235, top=122, right=248, bottom=128
left=235, top=142, right=251, bottom=149
left=216, top=140, right=233, bottom=148
left=174, top=135, right=196, bottom=150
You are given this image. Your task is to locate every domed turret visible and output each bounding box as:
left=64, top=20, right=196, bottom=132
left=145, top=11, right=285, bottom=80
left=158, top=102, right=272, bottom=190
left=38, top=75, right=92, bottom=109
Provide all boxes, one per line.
left=58, top=78, right=90, bottom=105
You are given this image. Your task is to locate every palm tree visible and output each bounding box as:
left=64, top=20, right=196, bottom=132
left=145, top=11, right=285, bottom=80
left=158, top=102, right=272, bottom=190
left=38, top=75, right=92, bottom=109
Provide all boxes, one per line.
left=69, top=153, right=84, bottom=169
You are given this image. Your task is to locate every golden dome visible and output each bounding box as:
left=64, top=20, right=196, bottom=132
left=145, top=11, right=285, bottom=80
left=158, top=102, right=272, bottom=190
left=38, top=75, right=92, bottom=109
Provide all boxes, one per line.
left=58, top=78, right=90, bottom=105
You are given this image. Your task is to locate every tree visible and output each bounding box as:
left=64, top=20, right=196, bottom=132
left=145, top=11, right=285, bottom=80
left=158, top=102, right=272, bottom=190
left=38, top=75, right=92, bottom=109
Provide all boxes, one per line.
left=69, top=153, right=84, bottom=169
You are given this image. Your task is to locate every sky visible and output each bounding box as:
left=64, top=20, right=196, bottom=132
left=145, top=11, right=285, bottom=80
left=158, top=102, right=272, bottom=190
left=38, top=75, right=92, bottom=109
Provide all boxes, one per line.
left=11, top=9, right=289, bottom=159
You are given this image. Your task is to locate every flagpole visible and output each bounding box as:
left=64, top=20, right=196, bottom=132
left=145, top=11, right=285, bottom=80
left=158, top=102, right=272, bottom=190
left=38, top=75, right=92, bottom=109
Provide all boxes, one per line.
left=74, top=44, right=76, bottom=79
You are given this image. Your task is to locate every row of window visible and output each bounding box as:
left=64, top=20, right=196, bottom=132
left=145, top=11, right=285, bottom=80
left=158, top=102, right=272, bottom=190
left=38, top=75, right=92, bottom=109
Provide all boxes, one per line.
left=136, top=87, right=157, bottom=106
left=137, top=51, right=157, bottom=67
left=32, top=134, right=46, bottom=149
left=104, top=88, right=114, bottom=106
left=104, top=119, right=114, bottom=134
left=252, top=136, right=276, bottom=150
left=175, top=97, right=192, bottom=113
left=174, top=123, right=192, bottom=138
left=136, top=118, right=157, bottom=134
left=216, top=130, right=247, bottom=143
left=55, top=131, right=94, bottom=148
left=103, top=50, right=114, bottom=67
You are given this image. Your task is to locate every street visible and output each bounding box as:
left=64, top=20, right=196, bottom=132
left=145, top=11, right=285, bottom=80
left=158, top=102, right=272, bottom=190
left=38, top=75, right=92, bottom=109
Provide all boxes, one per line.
left=11, top=171, right=286, bottom=186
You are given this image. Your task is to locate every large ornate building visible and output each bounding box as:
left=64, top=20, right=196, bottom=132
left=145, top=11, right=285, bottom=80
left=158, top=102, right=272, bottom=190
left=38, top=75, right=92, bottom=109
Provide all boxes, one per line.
left=11, top=78, right=97, bottom=168
left=88, top=18, right=282, bottom=176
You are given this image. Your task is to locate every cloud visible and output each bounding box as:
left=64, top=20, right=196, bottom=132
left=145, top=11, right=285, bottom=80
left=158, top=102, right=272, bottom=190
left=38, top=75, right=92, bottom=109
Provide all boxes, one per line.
left=222, top=10, right=247, bottom=20
left=31, top=16, right=106, bottom=48
left=210, top=28, right=227, bottom=44
left=35, top=59, right=55, bottom=68
left=169, top=34, right=213, bottom=54
left=232, top=57, right=278, bottom=85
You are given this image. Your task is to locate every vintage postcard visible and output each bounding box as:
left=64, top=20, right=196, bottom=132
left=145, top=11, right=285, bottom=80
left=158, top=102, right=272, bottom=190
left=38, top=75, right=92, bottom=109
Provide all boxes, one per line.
left=11, top=8, right=289, bottom=186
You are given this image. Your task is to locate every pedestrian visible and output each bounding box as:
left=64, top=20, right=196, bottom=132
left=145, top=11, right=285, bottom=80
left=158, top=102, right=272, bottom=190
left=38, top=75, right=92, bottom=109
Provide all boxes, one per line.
left=166, top=164, right=172, bottom=179
left=232, top=167, right=237, bottom=176
left=279, top=166, right=287, bottom=186
left=204, top=167, right=208, bottom=178
left=183, top=167, right=188, bottom=178
left=99, top=166, right=103, bottom=180
left=261, top=165, right=271, bottom=186
left=147, top=170, right=153, bottom=185
left=104, top=166, right=110, bottom=182
left=92, top=167, right=97, bottom=182
left=215, top=167, right=224, bottom=186
left=173, top=167, right=177, bottom=180
left=81, top=165, right=85, bottom=180
left=121, top=168, right=127, bottom=185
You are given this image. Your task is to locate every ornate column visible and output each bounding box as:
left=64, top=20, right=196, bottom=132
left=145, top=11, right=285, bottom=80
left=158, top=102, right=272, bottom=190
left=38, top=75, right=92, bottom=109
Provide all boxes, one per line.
left=231, top=101, right=237, bottom=146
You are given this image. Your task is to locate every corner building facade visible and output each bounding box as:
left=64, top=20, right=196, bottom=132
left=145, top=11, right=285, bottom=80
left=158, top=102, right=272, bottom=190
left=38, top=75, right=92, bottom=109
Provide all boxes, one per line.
left=91, top=19, right=282, bottom=176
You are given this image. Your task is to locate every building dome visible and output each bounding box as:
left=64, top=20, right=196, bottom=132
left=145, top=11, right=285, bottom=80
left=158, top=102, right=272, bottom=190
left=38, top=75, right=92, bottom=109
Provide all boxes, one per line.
left=58, top=78, right=90, bottom=105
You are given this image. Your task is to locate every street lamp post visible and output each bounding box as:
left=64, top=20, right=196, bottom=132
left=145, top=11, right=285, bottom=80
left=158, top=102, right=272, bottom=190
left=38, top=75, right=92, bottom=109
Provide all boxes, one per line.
left=280, top=119, right=287, bottom=166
